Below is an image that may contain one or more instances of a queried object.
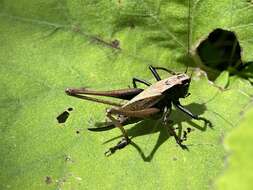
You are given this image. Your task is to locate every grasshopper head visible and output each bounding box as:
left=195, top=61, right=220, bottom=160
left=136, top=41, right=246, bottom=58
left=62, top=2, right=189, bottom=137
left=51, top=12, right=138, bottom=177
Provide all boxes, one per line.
left=176, top=73, right=191, bottom=98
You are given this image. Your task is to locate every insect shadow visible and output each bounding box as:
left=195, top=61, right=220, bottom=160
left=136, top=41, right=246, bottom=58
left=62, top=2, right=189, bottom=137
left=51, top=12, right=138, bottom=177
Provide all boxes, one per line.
left=104, top=102, right=212, bottom=162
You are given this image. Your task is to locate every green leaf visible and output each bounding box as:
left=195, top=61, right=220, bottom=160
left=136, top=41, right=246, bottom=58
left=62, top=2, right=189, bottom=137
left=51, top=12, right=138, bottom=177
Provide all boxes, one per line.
left=0, top=1, right=253, bottom=190
left=216, top=107, right=253, bottom=190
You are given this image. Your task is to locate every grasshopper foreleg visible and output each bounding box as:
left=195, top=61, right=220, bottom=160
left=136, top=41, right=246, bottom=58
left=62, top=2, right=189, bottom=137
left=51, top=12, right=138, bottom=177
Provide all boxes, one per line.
left=173, top=100, right=212, bottom=127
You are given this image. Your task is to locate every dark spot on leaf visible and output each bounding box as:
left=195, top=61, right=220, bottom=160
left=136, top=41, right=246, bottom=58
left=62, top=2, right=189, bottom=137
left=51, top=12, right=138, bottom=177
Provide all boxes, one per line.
left=57, top=111, right=69, bottom=123
left=172, top=157, right=177, bottom=161
left=91, top=36, right=121, bottom=50
left=111, top=39, right=120, bottom=49
left=68, top=107, right=73, bottom=112
left=187, top=127, right=192, bottom=133
left=76, top=130, right=80, bottom=134
left=239, top=110, right=244, bottom=116
left=129, top=22, right=135, bottom=29
left=182, top=131, right=187, bottom=141
left=45, top=176, right=52, bottom=184
left=197, top=28, right=243, bottom=72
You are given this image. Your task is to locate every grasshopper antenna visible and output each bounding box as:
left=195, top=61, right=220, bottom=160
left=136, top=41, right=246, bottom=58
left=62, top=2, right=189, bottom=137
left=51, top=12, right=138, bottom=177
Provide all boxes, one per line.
left=190, top=68, right=193, bottom=78
left=185, top=66, right=189, bottom=74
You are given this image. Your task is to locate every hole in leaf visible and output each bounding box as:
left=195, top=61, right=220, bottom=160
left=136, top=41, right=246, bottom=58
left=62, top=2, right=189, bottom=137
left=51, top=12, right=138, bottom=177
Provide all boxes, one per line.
left=56, top=107, right=73, bottom=123
left=182, top=131, right=187, bottom=141
left=197, top=28, right=243, bottom=71
left=187, top=127, right=192, bottom=133
left=56, top=111, right=69, bottom=123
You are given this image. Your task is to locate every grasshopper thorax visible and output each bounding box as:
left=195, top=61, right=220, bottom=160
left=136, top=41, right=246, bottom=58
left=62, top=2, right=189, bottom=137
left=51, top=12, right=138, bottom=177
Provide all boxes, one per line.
left=162, top=73, right=191, bottom=100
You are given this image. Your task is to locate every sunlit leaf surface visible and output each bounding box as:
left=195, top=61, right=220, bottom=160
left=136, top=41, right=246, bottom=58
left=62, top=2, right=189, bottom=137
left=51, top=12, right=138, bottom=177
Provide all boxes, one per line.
left=0, top=0, right=252, bottom=189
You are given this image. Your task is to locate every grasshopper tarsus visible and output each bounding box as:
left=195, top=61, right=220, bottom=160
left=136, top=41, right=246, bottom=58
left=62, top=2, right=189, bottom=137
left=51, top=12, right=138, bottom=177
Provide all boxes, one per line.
left=105, top=137, right=131, bottom=156
left=174, top=101, right=213, bottom=129
left=104, top=149, right=115, bottom=157
left=201, top=118, right=213, bottom=128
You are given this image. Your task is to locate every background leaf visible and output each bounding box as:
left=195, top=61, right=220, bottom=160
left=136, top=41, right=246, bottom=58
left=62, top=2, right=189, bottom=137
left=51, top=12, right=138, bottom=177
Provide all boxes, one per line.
left=0, top=0, right=252, bottom=190
left=216, top=107, right=253, bottom=190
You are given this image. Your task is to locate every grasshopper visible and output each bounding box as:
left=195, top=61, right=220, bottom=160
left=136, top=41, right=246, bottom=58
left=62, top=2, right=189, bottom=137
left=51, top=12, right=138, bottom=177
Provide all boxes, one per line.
left=65, top=66, right=210, bottom=156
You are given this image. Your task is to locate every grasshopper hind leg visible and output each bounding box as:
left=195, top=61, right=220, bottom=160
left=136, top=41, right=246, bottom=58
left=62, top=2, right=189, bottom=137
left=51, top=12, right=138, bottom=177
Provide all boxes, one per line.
left=104, top=137, right=130, bottom=156
left=104, top=107, right=161, bottom=156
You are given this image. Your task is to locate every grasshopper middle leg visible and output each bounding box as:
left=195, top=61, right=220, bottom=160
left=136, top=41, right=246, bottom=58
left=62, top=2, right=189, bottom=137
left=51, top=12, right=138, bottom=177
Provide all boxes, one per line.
left=132, top=77, right=151, bottom=88
left=162, top=106, right=188, bottom=149
left=173, top=100, right=212, bottom=127
left=149, top=65, right=177, bottom=81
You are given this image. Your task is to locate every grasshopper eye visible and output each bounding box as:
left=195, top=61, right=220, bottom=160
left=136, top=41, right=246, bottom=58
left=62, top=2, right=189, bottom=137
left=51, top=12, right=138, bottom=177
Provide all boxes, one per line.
left=177, top=75, right=184, bottom=79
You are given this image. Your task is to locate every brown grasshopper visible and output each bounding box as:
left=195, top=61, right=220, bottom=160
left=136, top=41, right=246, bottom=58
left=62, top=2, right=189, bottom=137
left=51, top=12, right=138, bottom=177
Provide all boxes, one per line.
left=65, top=66, right=210, bottom=156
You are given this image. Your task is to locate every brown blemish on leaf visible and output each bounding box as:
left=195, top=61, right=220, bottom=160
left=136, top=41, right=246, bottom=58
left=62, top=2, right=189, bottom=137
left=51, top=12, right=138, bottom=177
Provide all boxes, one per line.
left=45, top=176, right=52, bottom=184
left=91, top=36, right=121, bottom=50
left=111, top=39, right=120, bottom=49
